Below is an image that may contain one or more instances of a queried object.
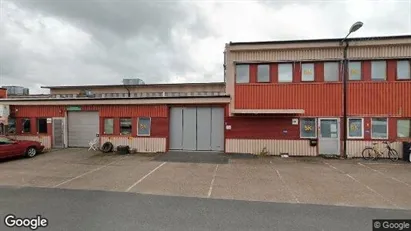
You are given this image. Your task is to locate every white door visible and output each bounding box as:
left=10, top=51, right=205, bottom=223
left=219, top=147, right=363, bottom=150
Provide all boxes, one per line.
left=68, top=112, right=99, bottom=147
left=318, top=118, right=340, bottom=155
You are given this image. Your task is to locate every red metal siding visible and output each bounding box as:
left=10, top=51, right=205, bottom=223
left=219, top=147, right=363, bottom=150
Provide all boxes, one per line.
left=151, top=117, right=168, bottom=137
left=293, top=63, right=301, bottom=83
left=387, top=60, right=396, bottom=81
left=11, top=106, right=65, bottom=117
left=235, top=81, right=411, bottom=117
left=362, top=61, right=371, bottom=81
left=235, top=83, right=342, bottom=116
left=315, top=62, right=324, bottom=82
left=250, top=64, right=257, bottom=83
left=225, top=116, right=299, bottom=139
left=270, top=63, right=278, bottom=83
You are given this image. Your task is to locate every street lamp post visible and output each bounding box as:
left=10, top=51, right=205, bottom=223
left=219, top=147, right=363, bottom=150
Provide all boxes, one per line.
left=340, top=21, right=363, bottom=159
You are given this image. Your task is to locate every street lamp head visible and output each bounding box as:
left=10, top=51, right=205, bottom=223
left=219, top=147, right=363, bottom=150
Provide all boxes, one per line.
left=349, top=21, right=363, bottom=33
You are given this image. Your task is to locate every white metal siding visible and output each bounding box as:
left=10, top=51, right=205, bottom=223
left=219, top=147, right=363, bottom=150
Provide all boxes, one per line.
left=100, top=137, right=166, bottom=153
left=347, top=141, right=403, bottom=158
left=10, top=136, right=52, bottom=150
left=225, top=139, right=317, bottom=156
left=68, top=112, right=99, bottom=147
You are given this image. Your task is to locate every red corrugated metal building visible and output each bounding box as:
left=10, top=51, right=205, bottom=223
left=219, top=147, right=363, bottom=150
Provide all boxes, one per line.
left=1, top=35, right=410, bottom=157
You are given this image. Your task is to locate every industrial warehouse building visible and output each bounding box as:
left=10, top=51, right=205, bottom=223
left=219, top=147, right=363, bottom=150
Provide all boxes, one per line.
left=0, top=35, right=410, bottom=158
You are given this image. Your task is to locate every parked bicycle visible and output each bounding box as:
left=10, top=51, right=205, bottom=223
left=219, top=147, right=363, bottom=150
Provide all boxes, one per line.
left=361, top=141, right=399, bottom=161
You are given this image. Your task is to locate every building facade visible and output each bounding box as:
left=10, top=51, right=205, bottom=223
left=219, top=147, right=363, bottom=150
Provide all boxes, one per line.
left=224, top=35, right=411, bottom=157
left=0, top=35, right=410, bottom=157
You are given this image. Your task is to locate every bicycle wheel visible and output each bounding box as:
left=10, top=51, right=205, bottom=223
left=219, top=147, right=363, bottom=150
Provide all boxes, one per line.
left=388, top=149, right=399, bottom=162
left=362, top=147, right=375, bottom=160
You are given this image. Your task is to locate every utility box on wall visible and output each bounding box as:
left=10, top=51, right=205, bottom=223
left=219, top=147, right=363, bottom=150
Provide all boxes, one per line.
left=0, top=105, right=10, bottom=118
left=309, top=139, right=317, bottom=147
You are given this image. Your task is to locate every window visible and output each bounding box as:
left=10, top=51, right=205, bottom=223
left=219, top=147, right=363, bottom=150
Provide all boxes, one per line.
left=371, top=118, right=388, bottom=139
left=349, top=61, right=362, bottom=80
left=324, top=62, right=339, bottom=82
left=301, top=63, right=314, bottom=81
left=119, top=118, right=132, bottom=135
left=278, top=63, right=293, bottom=82
left=397, top=60, right=410, bottom=80
left=257, top=64, right=270, bottom=82
left=37, top=118, right=48, bottom=134
left=348, top=118, right=364, bottom=139
left=22, top=118, right=30, bottom=133
left=137, top=117, right=151, bottom=136
left=235, top=64, right=249, bottom=83
left=371, top=61, right=386, bottom=80
left=300, top=118, right=316, bottom=138
left=7, top=118, right=16, bottom=134
left=397, top=119, right=411, bottom=138
left=104, top=118, right=114, bottom=135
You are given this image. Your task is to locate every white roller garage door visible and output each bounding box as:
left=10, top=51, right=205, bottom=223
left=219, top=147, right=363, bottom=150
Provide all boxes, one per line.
left=68, top=111, right=99, bottom=147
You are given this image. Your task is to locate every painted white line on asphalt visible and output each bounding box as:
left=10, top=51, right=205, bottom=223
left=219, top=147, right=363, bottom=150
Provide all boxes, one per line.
left=276, top=169, right=300, bottom=203
left=323, top=162, right=345, bottom=174
left=53, top=159, right=119, bottom=188
left=126, top=162, right=166, bottom=192
left=358, top=163, right=411, bottom=188
left=345, top=174, right=399, bottom=209
left=207, top=164, right=219, bottom=198
left=324, top=162, right=399, bottom=209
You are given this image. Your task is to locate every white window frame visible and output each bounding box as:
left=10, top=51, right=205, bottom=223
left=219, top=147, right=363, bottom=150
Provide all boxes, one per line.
left=347, top=118, right=364, bottom=139
left=300, top=118, right=317, bottom=138
left=137, top=117, right=151, bottom=136
left=371, top=60, right=387, bottom=81
left=235, top=64, right=250, bottom=83
left=278, top=63, right=293, bottom=83
left=371, top=118, right=389, bottom=140
left=397, top=60, right=411, bottom=80
left=301, top=63, right=315, bottom=82
left=324, top=62, right=339, bottom=82
left=257, top=64, right=270, bottom=83
left=397, top=119, right=411, bottom=138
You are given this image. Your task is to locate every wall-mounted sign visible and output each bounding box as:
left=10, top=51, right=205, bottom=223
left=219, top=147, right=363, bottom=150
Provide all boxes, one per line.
left=292, top=118, right=298, bottom=125
left=67, top=106, right=81, bottom=111
left=47, top=118, right=52, bottom=124
left=225, top=125, right=232, bottom=130
left=283, top=129, right=288, bottom=134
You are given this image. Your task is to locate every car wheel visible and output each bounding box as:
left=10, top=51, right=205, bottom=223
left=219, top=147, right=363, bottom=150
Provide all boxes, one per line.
left=26, top=147, right=37, bottom=158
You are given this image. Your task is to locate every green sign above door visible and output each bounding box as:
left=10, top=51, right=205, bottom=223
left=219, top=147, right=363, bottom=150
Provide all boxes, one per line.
left=67, top=106, right=82, bottom=111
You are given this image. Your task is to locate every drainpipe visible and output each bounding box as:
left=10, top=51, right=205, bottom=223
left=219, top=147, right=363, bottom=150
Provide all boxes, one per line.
left=124, top=85, right=131, bottom=97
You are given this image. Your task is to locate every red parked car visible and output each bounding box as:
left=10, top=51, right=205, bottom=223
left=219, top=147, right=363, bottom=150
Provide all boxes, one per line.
left=0, top=136, right=44, bottom=159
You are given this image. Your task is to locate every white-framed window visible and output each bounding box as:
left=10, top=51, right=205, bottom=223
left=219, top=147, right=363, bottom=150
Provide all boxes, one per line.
left=300, top=118, right=317, bottom=138
left=347, top=118, right=364, bottom=139
left=371, top=118, right=388, bottom=139
left=397, top=60, right=410, bottom=80
left=235, top=64, right=249, bottom=83
left=397, top=119, right=411, bottom=138
left=349, top=61, right=362, bottom=80
left=301, top=63, right=314, bottom=81
left=257, top=64, right=270, bottom=82
left=104, top=118, right=114, bottom=135
left=120, top=118, right=132, bottom=135
left=137, top=117, right=151, bottom=136
left=324, top=62, right=339, bottom=82
left=371, top=60, right=387, bottom=80
left=278, top=63, right=293, bottom=82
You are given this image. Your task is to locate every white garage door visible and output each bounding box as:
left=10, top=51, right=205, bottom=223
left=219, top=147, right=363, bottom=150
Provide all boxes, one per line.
left=68, top=111, right=99, bottom=147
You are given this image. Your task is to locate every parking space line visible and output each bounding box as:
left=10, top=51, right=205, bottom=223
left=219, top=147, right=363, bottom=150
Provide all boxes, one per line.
left=125, top=162, right=166, bottom=192
left=324, top=162, right=400, bottom=209
left=207, top=164, right=219, bottom=198
left=52, top=159, right=120, bottom=188
left=358, top=163, right=411, bottom=188
left=275, top=169, right=299, bottom=203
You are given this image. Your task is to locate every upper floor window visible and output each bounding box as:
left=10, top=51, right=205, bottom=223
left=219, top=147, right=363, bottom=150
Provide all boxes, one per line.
left=397, top=60, right=410, bottom=80
left=278, top=63, right=293, bottom=82
left=235, top=64, right=249, bottom=83
left=371, top=61, right=386, bottom=80
left=349, top=61, right=362, bottom=80
left=301, top=63, right=314, bottom=81
left=324, top=62, right=339, bottom=82
left=257, top=64, right=270, bottom=83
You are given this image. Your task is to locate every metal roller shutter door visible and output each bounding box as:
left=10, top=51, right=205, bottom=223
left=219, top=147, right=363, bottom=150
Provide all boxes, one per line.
left=68, top=112, right=99, bottom=147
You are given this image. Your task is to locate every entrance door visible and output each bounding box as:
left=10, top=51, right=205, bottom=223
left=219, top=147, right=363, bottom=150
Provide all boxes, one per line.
left=318, top=118, right=340, bottom=155
left=53, top=118, right=64, bottom=148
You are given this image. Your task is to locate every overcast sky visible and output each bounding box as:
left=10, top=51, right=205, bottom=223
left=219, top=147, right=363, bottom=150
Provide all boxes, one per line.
left=1, top=0, right=410, bottom=93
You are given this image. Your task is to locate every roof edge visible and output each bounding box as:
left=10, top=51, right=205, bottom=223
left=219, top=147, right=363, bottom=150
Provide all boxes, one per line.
left=41, top=82, right=226, bottom=89
left=228, top=34, right=411, bottom=46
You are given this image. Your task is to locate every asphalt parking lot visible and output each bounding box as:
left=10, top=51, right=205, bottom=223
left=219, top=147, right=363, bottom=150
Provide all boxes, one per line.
left=1, top=149, right=411, bottom=210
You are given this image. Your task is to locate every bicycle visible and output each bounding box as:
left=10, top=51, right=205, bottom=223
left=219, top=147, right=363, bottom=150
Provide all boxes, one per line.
left=361, top=141, right=399, bottom=161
